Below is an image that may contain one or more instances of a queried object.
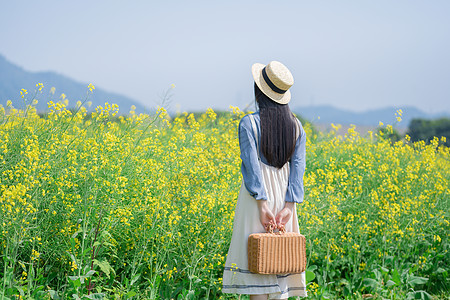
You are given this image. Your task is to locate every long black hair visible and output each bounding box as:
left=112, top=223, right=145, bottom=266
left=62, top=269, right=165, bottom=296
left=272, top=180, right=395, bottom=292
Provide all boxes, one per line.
left=255, top=82, right=298, bottom=168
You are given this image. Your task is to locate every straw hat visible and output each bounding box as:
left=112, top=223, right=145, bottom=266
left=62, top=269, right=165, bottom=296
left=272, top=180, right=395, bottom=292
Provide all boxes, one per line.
left=252, top=61, right=294, bottom=104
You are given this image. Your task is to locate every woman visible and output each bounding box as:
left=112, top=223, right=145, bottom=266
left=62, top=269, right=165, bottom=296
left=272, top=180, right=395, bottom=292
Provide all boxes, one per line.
left=222, top=61, right=307, bottom=299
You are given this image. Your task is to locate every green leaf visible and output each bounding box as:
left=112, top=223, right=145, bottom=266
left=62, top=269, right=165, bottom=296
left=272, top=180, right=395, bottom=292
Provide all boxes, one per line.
left=408, top=276, right=428, bottom=287
left=412, top=290, right=432, bottom=300
left=305, top=270, right=316, bottom=283
left=322, top=293, right=331, bottom=299
left=401, top=267, right=410, bottom=278
left=82, top=247, right=92, bottom=256
left=101, top=230, right=112, bottom=238
left=185, top=290, right=195, bottom=300
left=85, top=293, right=106, bottom=299
left=339, top=278, right=349, bottom=286
left=362, top=278, right=379, bottom=288
left=68, top=275, right=78, bottom=280
left=343, top=285, right=350, bottom=296
left=392, top=268, right=401, bottom=284
left=85, top=270, right=96, bottom=277
left=130, top=273, right=141, bottom=286
left=17, top=286, right=24, bottom=296
left=386, top=280, right=396, bottom=287
left=385, top=256, right=394, bottom=265
left=71, top=228, right=82, bottom=239
left=406, top=291, right=415, bottom=300
left=48, top=290, right=60, bottom=300
left=93, top=259, right=113, bottom=278
left=307, top=265, right=318, bottom=272
left=373, top=269, right=382, bottom=281
left=34, top=286, right=45, bottom=292
left=125, top=291, right=137, bottom=298
left=71, top=278, right=82, bottom=288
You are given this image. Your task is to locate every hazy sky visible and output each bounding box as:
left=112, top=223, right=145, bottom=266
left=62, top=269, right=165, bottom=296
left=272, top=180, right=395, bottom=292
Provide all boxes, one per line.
left=1, top=0, right=450, bottom=113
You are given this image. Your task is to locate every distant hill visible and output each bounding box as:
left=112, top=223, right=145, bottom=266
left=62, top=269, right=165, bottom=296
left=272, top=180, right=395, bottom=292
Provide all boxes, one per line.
left=294, top=105, right=450, bottom=128
left=0, top=54, right=147, bottom=113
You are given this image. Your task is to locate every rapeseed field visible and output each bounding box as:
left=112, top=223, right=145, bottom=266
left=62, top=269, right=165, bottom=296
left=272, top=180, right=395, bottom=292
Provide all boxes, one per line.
left=0, top=85, right=448, bottom=299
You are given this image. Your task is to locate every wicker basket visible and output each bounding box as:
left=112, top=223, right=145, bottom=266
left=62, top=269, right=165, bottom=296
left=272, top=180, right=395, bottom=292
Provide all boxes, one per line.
left=248, top=225, right=306, bottom=274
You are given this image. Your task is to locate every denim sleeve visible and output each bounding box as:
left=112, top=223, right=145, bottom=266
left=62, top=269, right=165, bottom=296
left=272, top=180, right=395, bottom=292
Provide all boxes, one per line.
left=285, top=120, right=307, bottom=203
left=239, top=116, right=268, bottom=201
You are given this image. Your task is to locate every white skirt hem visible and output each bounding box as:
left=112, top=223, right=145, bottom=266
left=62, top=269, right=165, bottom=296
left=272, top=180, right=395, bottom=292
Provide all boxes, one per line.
left=222, top=160, right=307, bottom=298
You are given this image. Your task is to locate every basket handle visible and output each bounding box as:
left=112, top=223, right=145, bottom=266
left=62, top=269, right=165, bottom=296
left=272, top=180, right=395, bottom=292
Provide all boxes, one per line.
left=264, top=221, right=286, bottom=234
left=278, top=224, right=286, bottom=234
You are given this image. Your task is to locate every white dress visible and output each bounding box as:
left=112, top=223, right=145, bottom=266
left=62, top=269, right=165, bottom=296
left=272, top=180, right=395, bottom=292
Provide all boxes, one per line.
left=222, top=114, right=307, bottom=299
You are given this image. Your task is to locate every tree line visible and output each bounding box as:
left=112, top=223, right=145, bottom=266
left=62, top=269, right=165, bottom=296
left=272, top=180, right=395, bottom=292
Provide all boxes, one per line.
left=380, top=117, right=450, bottom=147
left=408, top=118, right=450, bottom=147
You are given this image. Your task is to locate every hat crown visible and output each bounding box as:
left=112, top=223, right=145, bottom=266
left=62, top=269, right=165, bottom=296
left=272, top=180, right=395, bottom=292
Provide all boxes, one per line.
left=265, top=61, right=294, bottom=91
left=251, top=60, right=293, bottom=104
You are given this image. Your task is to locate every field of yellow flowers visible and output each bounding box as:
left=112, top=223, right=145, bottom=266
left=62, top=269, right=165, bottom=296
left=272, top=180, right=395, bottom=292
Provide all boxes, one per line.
left=0, top=86, right=449, bottom=299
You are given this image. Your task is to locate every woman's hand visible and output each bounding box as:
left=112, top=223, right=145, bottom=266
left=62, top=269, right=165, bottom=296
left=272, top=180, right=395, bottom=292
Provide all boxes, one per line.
left=257, top=200, right=276, bottom=230
left=275, top=202, right=295, bottom=228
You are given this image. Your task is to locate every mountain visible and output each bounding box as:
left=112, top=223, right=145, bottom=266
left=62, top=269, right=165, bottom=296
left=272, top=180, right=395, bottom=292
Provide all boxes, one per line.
left=294, top=105, right=450, bottom=128
left=0, top=54, right=147, bottom=113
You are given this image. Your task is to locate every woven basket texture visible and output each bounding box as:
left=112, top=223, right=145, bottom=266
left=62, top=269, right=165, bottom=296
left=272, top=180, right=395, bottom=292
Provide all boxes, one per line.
left=248, top=232, right=306, bottom=274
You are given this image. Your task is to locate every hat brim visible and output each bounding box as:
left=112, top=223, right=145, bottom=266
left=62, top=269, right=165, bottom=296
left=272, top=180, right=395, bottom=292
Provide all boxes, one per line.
left=252, top=63, right=291, bottom=105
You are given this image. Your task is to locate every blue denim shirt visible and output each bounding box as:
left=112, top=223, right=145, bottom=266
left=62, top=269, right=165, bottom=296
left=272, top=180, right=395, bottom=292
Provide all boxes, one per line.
left=239, top=112, right=306, bottom=203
